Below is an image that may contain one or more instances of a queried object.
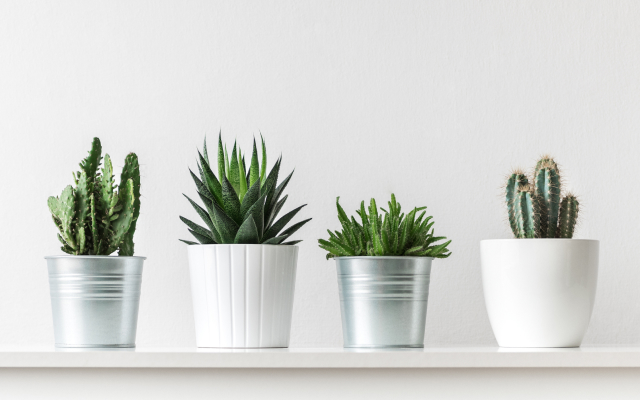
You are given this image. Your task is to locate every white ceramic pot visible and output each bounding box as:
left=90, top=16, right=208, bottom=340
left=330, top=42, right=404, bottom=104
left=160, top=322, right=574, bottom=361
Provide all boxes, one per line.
left=480, top=239, right=599, bottom=348
left=187, top=244, right=298, bottom=348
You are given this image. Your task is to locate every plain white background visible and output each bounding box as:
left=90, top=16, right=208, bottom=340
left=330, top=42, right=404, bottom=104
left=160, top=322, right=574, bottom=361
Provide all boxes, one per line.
left=0, top=0, right=639, bottom=348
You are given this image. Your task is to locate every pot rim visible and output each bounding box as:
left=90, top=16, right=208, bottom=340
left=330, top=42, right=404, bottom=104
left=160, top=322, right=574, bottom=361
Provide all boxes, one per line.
left=45, top=255, right=147, bottom=260
left=185, top=243, right=298, bottom=248
left=333, top=255, right=435, bottom=261
left=481, top=239, right=598, bottom=243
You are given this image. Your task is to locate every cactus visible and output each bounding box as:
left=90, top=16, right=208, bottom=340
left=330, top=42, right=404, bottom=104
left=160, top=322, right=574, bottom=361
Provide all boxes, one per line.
left=48, top=138, right=141, bottom=255
left=558, top=194, right=579, bottom=238
left=179, top=132, right=311, bottom=245
left=505, top=156, right=579, bottom=238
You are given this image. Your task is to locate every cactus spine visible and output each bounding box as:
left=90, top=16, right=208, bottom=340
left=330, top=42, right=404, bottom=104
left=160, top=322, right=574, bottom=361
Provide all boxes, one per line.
left=505, top=156, right=579, bottom=239
left=48, top=138, right=141, bottom=255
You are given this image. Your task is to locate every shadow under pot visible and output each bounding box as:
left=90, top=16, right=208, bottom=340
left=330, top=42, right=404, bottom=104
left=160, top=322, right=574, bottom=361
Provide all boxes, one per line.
left=187, top=244, right=299, bottom=348
left=480, top=239, right=599, bottom=348
left=334, top=256, right=433, bottom=348
left=45, top=255, right=145, bottom=348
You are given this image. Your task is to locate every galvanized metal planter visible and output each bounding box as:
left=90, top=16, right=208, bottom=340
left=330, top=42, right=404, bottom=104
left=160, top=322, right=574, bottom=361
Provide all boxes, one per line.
left=45, top=255, right=145, bottom=348
left=335, top=256, right=433, bottom=348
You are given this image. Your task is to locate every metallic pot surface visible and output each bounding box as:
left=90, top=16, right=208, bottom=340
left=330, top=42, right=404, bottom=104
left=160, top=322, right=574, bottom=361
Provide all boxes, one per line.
left=335, top=256, right=433, bottom=348
left=45, top=255, right=145, bottom=348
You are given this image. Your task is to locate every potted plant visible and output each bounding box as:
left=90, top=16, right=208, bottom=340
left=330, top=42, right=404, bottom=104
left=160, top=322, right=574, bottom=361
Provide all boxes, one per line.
left=481, top=156, right=599, bottom=348
left=46, top=137, right=144, bottom=348
left=181, top=133, right=311, bottom=348
left=318, top=195, right=451, bottom=348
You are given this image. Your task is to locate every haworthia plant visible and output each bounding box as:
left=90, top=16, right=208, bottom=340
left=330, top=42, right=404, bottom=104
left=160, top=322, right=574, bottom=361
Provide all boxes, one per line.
left=180, top=132, right=311, bottom=245
left=48, top=138, right=141, bottom=255
left=318, top=194, right=452, bottom=260
left=505, top=156, right=579, bottom=238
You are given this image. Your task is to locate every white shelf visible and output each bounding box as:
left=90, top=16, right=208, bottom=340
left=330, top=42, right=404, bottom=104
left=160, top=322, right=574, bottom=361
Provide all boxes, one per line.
left=1, top=347, right=640, bottom=368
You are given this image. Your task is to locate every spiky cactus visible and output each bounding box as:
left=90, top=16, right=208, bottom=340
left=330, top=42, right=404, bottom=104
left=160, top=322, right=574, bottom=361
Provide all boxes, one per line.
left=505, top=156, right=579, bottom=238
left=180, top=132, right=311, bottom=245
left=48, top=138, right=141, bottom=255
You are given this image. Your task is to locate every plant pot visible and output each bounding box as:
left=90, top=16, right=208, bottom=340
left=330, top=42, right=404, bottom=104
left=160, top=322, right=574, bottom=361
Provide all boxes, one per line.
left=334, top=256, right=433, bottom=348
left=187, top=244, right=298, bottom=348
left=480, top=239, right=599, bottom=348
left=45, top=255, right=145, bottom=348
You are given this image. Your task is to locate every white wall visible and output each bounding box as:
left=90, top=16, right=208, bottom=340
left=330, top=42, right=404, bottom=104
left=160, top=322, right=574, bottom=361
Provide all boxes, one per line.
left=1, top=0, right=639, bottom=348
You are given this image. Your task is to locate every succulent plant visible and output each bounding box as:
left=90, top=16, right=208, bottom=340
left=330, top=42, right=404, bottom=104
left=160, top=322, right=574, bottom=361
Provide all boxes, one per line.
left=505, top=156, right=579, bottom=238
left=318, top=194, right=452, bottom=259
left=48, top=138, right=141, bottom=256
left=180, top=133, right=311, bottom=245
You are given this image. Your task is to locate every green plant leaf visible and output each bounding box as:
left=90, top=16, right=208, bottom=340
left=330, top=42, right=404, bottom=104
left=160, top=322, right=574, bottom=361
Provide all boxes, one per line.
left=190, top=169, right=213, bottom=203
left=267, top=169, right=293, bottom=212
left=203, top=136, right=210, bottom=166
left=262, top=235, right=288, bottom=245
left=262, top=204, right=306, bottom=240
left=228, top=142, right=240, bottom=193
left=241, top=179, right=262, bottom=217
left=198, top=151, right=223, bottom=207
left=221, top=175, right=242, bottom=224
left=234, top=215, right=260, bottom=244
left=249, top=138, right=260, bottom=187
left=188, top=229, right=215, bottom=244
left=183, top=194, right=218, bottom=238
left=179, top=239, right=198, bottom=245
left=217, top=131, right=225, bottom=181
left=238, top=148, right=248, bottom=202
left=180, top=216, right=216, bottom=242
left=278, top=218, right=311, bottom=239
left=210, top=200, right=240, bottom=243
left=260, top=134, right=267, bottom=185
left=245, top=193, right=267, bottom=238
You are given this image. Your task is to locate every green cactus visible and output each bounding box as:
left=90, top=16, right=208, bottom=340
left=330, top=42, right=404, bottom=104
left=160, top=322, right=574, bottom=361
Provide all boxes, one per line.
left=514, top=186, right=536, bottom=238
left=557, top=194, right=579, bottom=238
left=48, top=138, right=141, bottom=255
left=505, top=170, right=529, bottom=236
left=505, top=156, right=579, bottom=239
left=180, top=132, right=311, bottom=245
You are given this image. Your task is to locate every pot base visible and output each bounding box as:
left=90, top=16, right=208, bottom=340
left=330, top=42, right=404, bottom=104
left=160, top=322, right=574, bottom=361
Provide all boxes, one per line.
left=196, top=346, right=288, bottom=349
left=55, top=344, right=135, bottom=349
left=345, top=345, right=425, bottom=349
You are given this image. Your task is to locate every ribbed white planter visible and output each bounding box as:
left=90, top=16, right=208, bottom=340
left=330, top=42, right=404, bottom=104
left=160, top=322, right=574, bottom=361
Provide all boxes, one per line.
left=187, top=244, right=298, bottom=348
left=481, top=239, right=599, bottom=348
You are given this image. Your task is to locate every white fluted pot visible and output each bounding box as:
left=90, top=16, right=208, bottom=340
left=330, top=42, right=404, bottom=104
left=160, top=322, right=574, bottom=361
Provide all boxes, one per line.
left=481, top=239, right=599, bottom=348
left=187, top=244, right=298, bottom=348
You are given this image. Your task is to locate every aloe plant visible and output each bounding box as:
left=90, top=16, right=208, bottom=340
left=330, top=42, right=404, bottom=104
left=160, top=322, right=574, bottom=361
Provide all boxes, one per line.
left=505, top=156, right=579, bottom=238
left=47, top=138, right=141, bottom=256
left=180, top=133, right=311, bottom=245
left=318, top=194, right=452, bottom=259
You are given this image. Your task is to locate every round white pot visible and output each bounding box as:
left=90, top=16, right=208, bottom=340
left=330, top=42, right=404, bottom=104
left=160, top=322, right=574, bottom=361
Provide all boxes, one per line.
left=480, top=239, right=599, bottom=348
left=187, top=244, right=298, bottom=348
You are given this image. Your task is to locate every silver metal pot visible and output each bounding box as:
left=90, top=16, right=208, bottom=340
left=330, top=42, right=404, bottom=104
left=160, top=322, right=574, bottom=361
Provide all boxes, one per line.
left=45, top=255, right=145, bottom=348
left=335, top=256, right=433, bottom=348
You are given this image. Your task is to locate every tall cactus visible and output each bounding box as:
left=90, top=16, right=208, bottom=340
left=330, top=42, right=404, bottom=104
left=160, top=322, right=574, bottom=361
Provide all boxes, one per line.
left=48, top=138, right=141, bottom=255
left=505, top=156, right=579, bottom=239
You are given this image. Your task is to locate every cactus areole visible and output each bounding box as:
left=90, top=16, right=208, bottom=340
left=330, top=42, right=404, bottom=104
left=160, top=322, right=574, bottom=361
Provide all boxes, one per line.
left=505, top=156, right=579, bottom=239
left=48, top=137, right=141, bottom=256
